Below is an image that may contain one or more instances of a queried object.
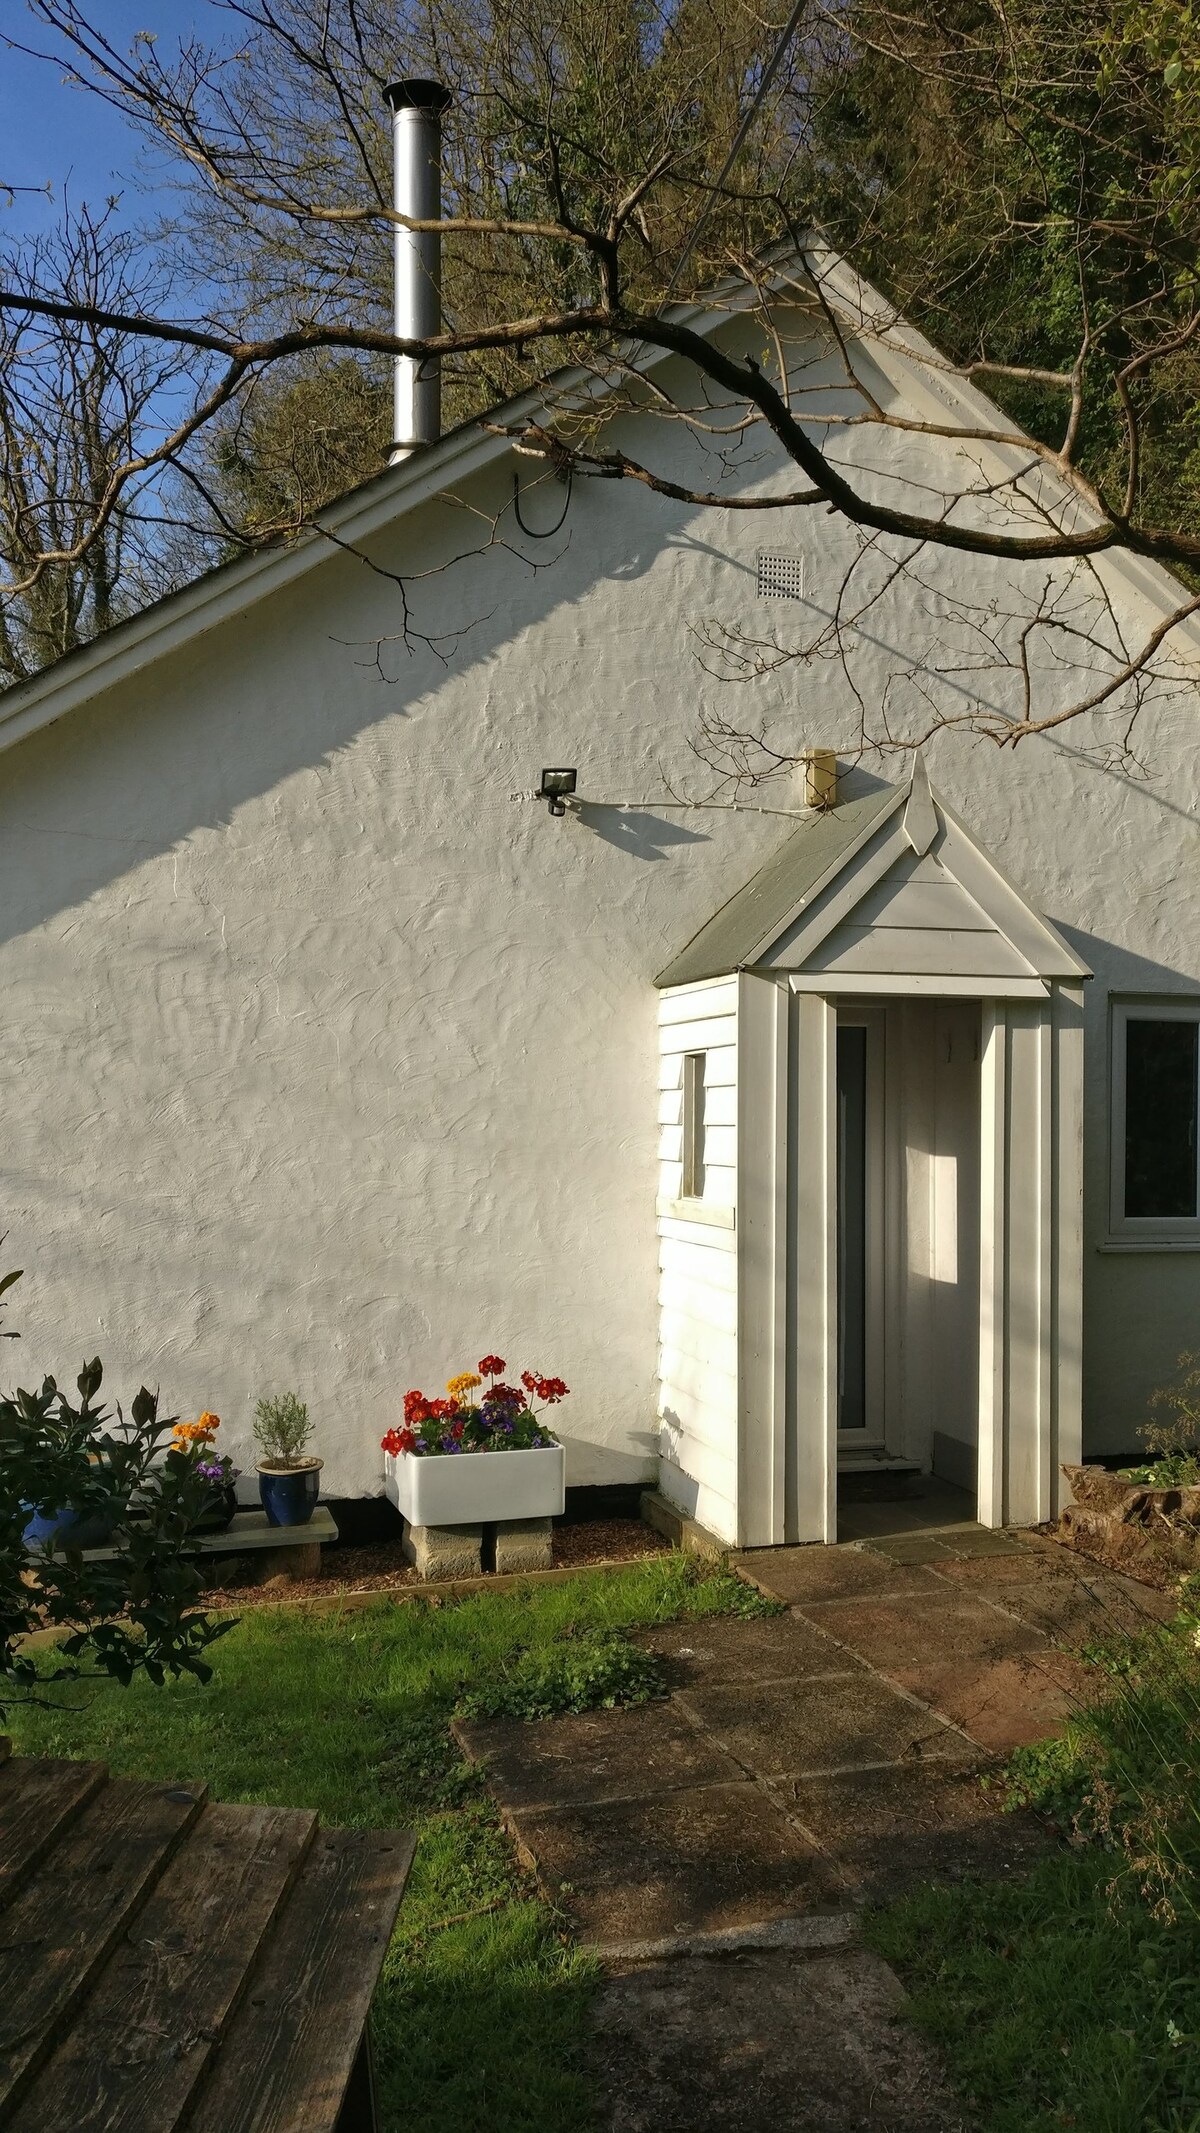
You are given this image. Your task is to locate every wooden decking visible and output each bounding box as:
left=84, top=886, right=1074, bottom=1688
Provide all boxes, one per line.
left=0, top=1739, right=414, bottom=2130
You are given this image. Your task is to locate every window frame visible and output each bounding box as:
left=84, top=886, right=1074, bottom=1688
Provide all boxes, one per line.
left=1109, top=997, right=1200, bottom=1243
left=680, top=1051, right=707, bottom=1201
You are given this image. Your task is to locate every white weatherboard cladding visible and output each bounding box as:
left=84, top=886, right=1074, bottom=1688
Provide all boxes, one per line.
left=657, top=978, right=739, bottom=1541
left=0, top=288, right=1198, bottom=1499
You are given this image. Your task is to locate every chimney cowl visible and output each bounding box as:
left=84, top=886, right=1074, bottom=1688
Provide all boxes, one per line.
left=385, top=77, right=452, bottom=115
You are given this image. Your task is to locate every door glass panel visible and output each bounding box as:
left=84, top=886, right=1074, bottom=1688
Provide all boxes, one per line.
left=1125, top=1019, right=1198, bottom=1218
left=837, top=1025, right=867, bottom=1430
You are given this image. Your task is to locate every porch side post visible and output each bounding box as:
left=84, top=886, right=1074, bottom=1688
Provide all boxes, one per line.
left=980, top=991, right=1079, bottom=1530
left=1051, top=981, right=1085, bottom=1514
left=977, top=1003, right=1007, bottom=1527
left=790, top=988, right=837, bottom=1544
left=735, top=973, right=789, bottom=1546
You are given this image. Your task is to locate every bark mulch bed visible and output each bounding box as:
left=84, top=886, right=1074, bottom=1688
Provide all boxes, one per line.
left=199, top=1516, right=670, bottom=1606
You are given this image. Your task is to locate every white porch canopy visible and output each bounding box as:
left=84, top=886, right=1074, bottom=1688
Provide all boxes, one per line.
left=655, top=762, right=1091, bottom=1548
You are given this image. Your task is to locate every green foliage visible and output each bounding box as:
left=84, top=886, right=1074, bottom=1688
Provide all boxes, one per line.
left=1118, top=1452, right=1200, bottom=1486
left=1, top=1339, right=233, bottom=1711
left=814, top=2, right=1200, bottom=556
left=253, top=1389, right=312, bottom=1467
left=871, top=1604, right=1200, bottom=2129
left=867, top=1856, right=1200, bottom=2133
left=1133, top=1351, right=1200, bottom=1473
left=8, top=1550, right=760, bottom=2133
left=455, top=1629, right=665, bottom=1721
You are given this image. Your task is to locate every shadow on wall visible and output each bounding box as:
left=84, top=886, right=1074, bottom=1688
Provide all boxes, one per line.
left=575, top=804, right=708, bottom=863
left=0, top=459, right=718, bottom=950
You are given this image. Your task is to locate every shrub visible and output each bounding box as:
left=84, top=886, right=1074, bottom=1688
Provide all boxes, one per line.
left=253, top=1390, right=312, bottom=1467
left=1, top=1285, right=232, bottom=1710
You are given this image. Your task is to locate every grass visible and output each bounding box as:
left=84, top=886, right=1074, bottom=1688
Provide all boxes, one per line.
left=866, top=1601, right=1200, bottom=2133
left=8, top=1552, right=772, bottom=2133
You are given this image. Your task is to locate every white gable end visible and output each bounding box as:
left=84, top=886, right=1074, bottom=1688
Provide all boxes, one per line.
left=753, top=764, right=1089, bottom=993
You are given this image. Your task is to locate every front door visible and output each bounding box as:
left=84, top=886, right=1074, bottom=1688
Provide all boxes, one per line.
left=836, top=1007, right=885, bottom=1447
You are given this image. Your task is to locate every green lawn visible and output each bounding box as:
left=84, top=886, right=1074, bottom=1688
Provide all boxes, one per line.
left=866, top=1603, right=1200, bottom=2133
left=9, top=1553, right=767, bottom=2133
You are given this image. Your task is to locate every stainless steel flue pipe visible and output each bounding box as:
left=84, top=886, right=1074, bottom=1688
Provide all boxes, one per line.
left=384, top=78, right=452, bottom=461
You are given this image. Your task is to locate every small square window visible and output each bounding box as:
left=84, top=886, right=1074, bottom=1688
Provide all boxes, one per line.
left=681, top=1052, right=707, bottom=1199
left=757, top=551, right=805, bottom=601
left=1110, top=1000, right=1200, bottom=1239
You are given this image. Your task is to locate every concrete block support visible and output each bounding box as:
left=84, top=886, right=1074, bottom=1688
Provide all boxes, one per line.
left=402, top=1521, right=483, bottom=1580
left=493, top=1518, right=554, bottom=1573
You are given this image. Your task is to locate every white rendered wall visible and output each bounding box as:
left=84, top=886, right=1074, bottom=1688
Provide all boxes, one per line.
left=1, top=297, right=1199, bottom=1486
left=656, top=980, right=740, bottom=1541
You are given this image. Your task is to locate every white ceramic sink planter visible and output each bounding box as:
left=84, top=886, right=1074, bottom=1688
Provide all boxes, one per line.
left=384, top=1443, right=565, bottom=1527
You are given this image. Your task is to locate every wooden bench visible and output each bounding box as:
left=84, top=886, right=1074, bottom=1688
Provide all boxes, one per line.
left=0, top=1738, right=413, bottom=2130
left=81, top=1504, right=340, bottom=1583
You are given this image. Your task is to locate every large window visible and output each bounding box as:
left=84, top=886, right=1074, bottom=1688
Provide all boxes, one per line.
left=1110, top=1000, right=1200, bottom=1240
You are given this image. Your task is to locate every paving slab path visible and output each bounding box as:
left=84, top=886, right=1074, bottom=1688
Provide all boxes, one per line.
left=455, top=1523, right=1174, bottom=2130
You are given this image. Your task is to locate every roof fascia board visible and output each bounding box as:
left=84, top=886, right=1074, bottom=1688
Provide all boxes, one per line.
left=742, top=778, right=911, bottom=962
left=757, top=809, right=914, bottom=967
left=932, top=794, right=1091, bottom=977
left=788, top=970, right=1051, bottom=999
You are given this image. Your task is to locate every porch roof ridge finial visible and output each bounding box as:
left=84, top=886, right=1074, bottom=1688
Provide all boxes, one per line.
left=902, top=749, right=938, bottom=856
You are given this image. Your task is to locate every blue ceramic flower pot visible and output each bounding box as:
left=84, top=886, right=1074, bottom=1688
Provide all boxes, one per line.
left=257, top=1462, right=322, bottom=1528
left=22, top=1502, right=115, bottom=1551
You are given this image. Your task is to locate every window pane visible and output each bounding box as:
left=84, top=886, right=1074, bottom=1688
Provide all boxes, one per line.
left=682, top=1052, right=706, bottom=1199
left=1125, top=1019, right=1198, bottom=1218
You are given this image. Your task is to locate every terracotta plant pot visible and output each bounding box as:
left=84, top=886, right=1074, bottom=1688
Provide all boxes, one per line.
left=257, top=1458, right=322, bottom=1528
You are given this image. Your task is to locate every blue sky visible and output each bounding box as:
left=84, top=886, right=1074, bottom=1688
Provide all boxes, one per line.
left=1, top=4, right=226, bottom=239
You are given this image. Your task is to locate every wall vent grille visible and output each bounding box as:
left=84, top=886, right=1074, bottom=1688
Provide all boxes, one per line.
left=757, top=551, right=805, bottom=600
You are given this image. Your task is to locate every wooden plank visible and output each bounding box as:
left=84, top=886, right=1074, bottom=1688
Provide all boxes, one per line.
left=81, top=1506, right=338, bottom=1564
left=0, top=1775, right=206, bottom=2115
left=850, top=873, right=994, bottom=930
left=805, top=925, right=1032, bottom=977
left=0, top=1756, right=107, bottom=1911
left=10, top=1801, right=318, bottom=2133
left=658, top=1046, right=736, bottom=1089
left=185, top=1826, right=415, bottom=2133
left=657, top=980, right=737, bottom=1024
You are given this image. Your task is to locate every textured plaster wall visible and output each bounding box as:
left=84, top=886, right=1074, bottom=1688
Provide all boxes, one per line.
left=3, top=310, right=1200, bottom=1486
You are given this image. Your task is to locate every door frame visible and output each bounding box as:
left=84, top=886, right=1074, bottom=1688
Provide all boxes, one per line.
left=835, top=1005, right=887, bottom=1452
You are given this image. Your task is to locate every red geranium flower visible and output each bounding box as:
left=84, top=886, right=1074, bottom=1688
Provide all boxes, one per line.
left=478, top=1354, right=505, bottom=1377
left=403, top=1389, right=432, bottom=1425
left=381, top=1424, right=417, bottom=1457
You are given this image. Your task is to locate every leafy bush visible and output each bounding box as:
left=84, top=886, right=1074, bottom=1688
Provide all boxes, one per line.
left=2, top=1318, right=233, bottom=1709
left=253, top=1390, right=312, bottom=1467
left=1120, top=1354, right=1200, bottom=1486
left=456, top=1631, right=666, bottom=1722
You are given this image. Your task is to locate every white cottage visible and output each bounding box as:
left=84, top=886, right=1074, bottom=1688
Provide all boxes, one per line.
left=3, top=241, right=1199, bottom=1549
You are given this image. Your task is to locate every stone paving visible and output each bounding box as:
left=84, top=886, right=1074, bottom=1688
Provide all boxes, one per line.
left=454, top=1504, right=1175, bottom=2129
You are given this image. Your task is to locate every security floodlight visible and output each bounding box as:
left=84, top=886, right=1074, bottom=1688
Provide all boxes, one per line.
left=538, top=768, right=578, bottom=817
